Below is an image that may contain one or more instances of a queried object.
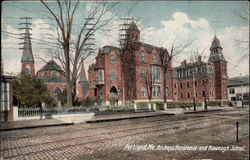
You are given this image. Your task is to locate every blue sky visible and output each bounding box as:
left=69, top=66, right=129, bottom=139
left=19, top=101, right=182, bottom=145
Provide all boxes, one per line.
left=1, top=1, right=249, bottom=77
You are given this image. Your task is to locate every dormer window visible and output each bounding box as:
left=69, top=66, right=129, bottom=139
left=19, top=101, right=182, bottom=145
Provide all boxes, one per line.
left=153, top=54, right=158, bottom=63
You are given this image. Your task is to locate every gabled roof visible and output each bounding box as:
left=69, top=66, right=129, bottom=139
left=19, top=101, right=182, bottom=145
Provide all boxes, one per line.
left=37, top=60, right=64, bottom=73
left=100, top=45, right=121, bottom=55
left=133, top=41, right=165, bottom=54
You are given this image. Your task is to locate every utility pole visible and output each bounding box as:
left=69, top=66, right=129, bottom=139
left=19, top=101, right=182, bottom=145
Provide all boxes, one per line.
left=240, top=73, right=243, bottom=107
left=192, top=69, right=196, bottom=111
left=119, top=17, right=133, bottom=105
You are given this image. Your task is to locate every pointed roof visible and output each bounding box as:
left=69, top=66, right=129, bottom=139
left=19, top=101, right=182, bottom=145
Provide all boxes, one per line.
left=21, top=24, right=34, bottom=63
left=78, top=61, right=88, bottom=82
left=210, top=35, right=222, bottom=50
left=37, top=60, right=64, bottom=73
left=128, top=21, right=139, bottom=32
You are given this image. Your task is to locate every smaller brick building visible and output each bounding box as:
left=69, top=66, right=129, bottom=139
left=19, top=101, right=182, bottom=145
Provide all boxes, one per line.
left=173, top=35, right=228, bottom=102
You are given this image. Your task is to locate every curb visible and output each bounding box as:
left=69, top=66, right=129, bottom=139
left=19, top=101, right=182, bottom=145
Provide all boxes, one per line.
left=0, top=122, right=74, bottom=132
left=184, top=109, right=223, bottom=114
left=86, top=113, right=175, bottom=123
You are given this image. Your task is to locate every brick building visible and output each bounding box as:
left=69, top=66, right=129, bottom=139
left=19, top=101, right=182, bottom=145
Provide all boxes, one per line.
left=173, top=35, right=228, bottom=102
left=88, top=22, right=173, bottom=105
left=20, top=23, right=88, bottom=105
left=88, top=22, right=228, bottom=105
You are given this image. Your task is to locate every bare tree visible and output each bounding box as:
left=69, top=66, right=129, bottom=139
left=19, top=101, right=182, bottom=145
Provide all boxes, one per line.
left=40, top=0, right=118, bottom=106
left=158, top=38, right=193, bottom=109
left=143, top=69, right=154, bottom=110
left=189, top=48, right=206, bottom=111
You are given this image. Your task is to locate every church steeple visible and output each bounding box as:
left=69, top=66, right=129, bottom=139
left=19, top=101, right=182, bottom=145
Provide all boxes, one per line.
left=208, top=35, right=226, bottom=63
left=78, top=60, right=89, bottom=97
left=19, top=17, right=35, bottom=75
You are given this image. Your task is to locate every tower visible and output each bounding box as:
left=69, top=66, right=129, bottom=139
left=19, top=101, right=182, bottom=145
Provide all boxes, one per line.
left=127, top=21, right=140, bottom=45
left=78, top=60, right=89, bottom=98
left=19, top=17, right=35, bottom=75
left=208, top=35, right=228, bottom=101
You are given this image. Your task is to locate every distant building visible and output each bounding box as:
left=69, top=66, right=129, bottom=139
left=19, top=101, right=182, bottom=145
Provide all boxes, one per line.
left=227, top=76, right=249, bottom=101
left=20, top=23, right=88, bottom=105
left=173, top=35, right=228, bottom=102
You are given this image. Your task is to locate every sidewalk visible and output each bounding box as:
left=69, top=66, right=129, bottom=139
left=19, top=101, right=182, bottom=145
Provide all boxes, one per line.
left=0, top=106, right=231, bottom=131
left=0, top=119, right=73, bottom=131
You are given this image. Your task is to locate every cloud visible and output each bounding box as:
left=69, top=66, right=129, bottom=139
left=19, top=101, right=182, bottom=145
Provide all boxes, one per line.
left=139, top=11, right=248, bottom=77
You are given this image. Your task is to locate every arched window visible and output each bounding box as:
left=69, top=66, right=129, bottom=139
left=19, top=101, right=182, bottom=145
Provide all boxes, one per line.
left=153, top=54, right=158, bottom=63
left=25, top=65, right=31, bottom=75
left=157, top=85, right=161, bottom=97
left=140, top=52, right=145, bottom=62
left=110, top=56, right=116, bottom=65
left=140, top=68, right=146, bottom=78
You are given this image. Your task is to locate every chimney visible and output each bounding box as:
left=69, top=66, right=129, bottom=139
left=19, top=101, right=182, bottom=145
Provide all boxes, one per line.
left=181, top=60, right=187, bottom=68
left=198, top=55, right=202, bottom=64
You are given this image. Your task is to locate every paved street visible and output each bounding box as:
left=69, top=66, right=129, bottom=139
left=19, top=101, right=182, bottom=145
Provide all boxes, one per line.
left=0, top=107, right=249, bottom=160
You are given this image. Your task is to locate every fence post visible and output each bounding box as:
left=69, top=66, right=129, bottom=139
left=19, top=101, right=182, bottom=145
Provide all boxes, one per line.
left=236, top=121, right=239, bottom=142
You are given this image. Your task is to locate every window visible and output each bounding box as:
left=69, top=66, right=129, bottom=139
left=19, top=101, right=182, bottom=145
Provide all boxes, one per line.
left=157, top=86, right=161, bottom=97
left=203, top=91, right=206, bottom=97
left=153, top=54, right=158, bottom=63
left=181, top=93, right=183, bottom=98
left=195, top=81, right=197, bottom=87
left=188, top=92, right=190, bottom=98
left=111, top=71, right=116, bottom=81
left=229, top=88, right=235, bottom=94
left=152, top=67, right=161, bottom=81
left=180, top=83, right=183, bottom=88
left=187, top=81, right=189, bottom=88
left=110, top=56, right=116, bottom=65
left=97, top=70, right=103, bottom=81
left=141, top=86, right=147, bottom=97
left=174, top=83, right=177, bottom=88
left=165, top=87, right=169, bottom=97
left=152, top=85, right=161, bottom=98
left=140, top=68, right=146, bottom=78
left=140, top=52, right=145, bottom=62
left=25, top=65, right=31, bottom=75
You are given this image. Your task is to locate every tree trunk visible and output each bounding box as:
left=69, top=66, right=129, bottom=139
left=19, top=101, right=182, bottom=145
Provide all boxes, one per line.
left=163, top=67, right=167, bottom=110
left=65, top=43, right=73, bottom=107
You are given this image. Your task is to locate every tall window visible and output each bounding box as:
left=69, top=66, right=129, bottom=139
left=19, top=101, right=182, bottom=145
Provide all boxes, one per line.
left=187, top=81, right=189, bottom=88
left=140, top=68, right=146, bottom=78
left=98, top=71, right=103, bottom=81
left=111, top=71, right=116, bottom=81
left=152, top=67, right=161, bottom=80
left=110, top=56, right=116, bottom=65
left=141, top=86, right=147, bottom=97
left=165, top=87, right=169, bottom=97
left=140, top=52, right=145, bottom=62
left=153, top=54, right=158, bottom=63
left=152, top=85, right=161, bottom=98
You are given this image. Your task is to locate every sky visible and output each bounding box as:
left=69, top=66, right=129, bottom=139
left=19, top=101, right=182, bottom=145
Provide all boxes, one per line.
left=1, top=1, right=249, bottom=78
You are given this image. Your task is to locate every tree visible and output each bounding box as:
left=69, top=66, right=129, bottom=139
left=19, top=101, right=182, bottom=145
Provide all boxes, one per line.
left=158, top=38, right=192, bottom=109
left=40, top=0, right=118, bottom=106
left=13, top=74, right=52, bottom=107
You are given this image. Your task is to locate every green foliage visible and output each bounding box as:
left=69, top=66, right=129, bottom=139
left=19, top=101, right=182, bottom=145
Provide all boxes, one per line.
left=81, top=97, right=95, bottom=106
left=59, top=89, right=67, bottom=106
left=13, top=74, right=52, bottom=107
left=109, top=93, right=118, bottom=106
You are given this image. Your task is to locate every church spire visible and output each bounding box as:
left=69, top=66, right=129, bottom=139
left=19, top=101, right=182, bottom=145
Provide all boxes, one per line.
left=19, top=17, right=35, bottom=75
left=208, top=34, right=226, bottom=63
left=78, top=60, right=89, bottom=97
